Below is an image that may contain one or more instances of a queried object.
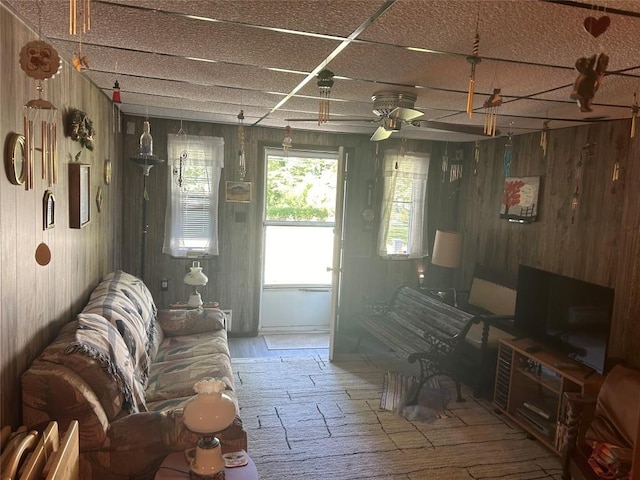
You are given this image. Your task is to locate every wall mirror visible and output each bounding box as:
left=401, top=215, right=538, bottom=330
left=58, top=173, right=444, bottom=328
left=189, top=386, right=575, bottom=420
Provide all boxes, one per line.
left=4, top=133, right=26, bottom=185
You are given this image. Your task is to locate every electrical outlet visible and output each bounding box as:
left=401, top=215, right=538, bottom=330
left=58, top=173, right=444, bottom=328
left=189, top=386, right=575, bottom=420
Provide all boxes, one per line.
left=161, top=279, right=169, bottom=291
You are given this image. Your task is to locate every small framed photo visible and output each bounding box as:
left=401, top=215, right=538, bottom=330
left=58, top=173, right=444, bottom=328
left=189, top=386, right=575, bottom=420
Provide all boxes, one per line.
left=43, top=190, right=55, bottom=230
left=69, top=163, right=91, bottom=228
left=225, top=181, right=251, bottom=203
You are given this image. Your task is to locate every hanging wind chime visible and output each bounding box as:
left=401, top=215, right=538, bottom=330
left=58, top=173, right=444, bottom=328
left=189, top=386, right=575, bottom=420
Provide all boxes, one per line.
left=466, top=14, right=481, bottom=118
left=483, top=88, right=502, bottom=137
left=631, top=92, right=638, bottom=139
left=441, top=144, right=448, bottom=183
left=317, top=69, right=334, bottom=125
left=70, top=0, right=91, bottom=71
left=540, top=121, right=550, bottom=157
left=19, top=5, right=61, bottom=190
left=237, top=109, right=246, bottom=180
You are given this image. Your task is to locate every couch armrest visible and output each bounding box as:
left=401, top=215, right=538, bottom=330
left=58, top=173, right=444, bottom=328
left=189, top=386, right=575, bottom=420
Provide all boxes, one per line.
left=157, top=308, right=225, bottom=337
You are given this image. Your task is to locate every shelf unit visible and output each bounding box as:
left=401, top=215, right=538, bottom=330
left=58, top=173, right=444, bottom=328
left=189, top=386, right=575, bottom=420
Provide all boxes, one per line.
left=493, top=337, right=603, bottom=454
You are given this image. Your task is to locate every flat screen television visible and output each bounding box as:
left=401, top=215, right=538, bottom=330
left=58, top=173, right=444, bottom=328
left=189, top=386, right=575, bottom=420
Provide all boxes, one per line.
left=514, top=265, right=614, bottom=374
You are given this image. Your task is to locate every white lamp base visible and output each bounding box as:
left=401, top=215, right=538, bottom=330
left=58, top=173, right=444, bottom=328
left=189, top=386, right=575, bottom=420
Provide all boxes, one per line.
left=187, top=292, right=203, bottom=308
left=190, top=438, right=225, bottom=478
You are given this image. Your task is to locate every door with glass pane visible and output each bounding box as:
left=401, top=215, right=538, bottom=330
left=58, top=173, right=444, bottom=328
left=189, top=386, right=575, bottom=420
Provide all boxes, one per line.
left=259, top=148, right=339, bottom=332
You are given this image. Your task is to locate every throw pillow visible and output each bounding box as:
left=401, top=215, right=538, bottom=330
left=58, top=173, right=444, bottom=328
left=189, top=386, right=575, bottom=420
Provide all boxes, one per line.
left=158, top=308, right=225, bottom=337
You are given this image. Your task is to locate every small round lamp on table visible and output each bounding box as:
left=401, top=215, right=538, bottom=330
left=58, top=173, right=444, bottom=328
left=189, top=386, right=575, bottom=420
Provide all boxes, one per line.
left=184, top=261, right=208, bottom=308
left=183, top=378, right=236, bottom=479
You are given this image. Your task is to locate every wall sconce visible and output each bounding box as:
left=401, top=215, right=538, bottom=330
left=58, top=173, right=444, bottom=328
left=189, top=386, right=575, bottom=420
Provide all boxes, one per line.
left=184, top=261, right=208, bottom=308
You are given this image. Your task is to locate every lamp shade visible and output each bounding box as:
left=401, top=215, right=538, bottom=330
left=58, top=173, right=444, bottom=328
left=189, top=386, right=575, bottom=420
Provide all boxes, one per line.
left=184, top=261, right=208, bottom=287
left=183, top=379, right=236, bottom=435
left=431, top=230, right=462, bottom=268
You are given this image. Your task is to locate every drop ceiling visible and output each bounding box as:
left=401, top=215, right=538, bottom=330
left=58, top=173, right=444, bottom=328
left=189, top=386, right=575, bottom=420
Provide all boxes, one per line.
left=4, top=0, right=640, bottom=142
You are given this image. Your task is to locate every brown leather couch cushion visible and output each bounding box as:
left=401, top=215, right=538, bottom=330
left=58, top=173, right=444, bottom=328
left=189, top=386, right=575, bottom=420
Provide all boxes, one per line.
left=586, top=364, right=640, bottom=448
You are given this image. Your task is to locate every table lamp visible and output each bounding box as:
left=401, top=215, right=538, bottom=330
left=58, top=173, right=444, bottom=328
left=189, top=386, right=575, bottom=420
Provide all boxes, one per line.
left=184, top=261, right=208, bottom=308
left=430, top=229, right=463, bottom=306
left=183, top=378, right=236, bottom=479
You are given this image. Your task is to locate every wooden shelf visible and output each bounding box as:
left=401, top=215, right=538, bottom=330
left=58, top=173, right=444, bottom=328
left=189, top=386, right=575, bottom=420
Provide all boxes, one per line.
left=493, top=337, right=604, bottom=454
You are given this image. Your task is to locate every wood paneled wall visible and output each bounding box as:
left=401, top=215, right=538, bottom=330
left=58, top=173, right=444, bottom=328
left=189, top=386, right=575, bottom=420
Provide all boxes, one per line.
left=1, top=5, right=122, bottom=428
left=120, top=116, right=459, bottom=335
left=457, top=119, right=640, bottom=368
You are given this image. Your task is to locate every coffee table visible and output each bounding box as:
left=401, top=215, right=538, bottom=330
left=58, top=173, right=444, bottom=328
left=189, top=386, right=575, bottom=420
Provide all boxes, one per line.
left=154, top=451, right=258, bottom=480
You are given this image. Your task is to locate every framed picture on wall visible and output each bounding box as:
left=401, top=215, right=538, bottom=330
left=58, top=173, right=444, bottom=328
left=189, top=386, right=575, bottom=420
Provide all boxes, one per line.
left=500, top=176, right=541, bottom=223
left=225, top=181, right=251, bottom=203
left=43, top=190, right=55, bottom=230
left=69, top=163, right=91, bottom=228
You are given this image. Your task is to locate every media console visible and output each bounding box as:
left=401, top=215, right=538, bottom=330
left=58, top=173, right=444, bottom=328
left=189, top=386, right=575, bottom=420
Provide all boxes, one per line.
left=493, top=337, right=604, bottom=454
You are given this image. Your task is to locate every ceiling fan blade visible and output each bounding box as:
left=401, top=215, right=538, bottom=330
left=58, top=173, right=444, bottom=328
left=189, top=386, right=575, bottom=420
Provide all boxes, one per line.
left=419, top=120, right=500, bottom=137
left=370, top=126, right=393, bottom=141
left=285, top=117, right=379, bottom=123
left=389, top=107, right=424, bottom=122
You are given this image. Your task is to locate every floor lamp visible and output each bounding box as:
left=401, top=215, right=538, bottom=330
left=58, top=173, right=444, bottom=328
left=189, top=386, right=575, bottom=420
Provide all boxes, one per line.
left=430, top=229, right=463, bottom=306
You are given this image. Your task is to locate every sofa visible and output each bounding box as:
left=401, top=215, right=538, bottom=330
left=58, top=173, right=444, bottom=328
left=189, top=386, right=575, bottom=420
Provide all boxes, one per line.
left=21, top=271, right=247, bottom=480
left=561, top=364, right=639, bottom=479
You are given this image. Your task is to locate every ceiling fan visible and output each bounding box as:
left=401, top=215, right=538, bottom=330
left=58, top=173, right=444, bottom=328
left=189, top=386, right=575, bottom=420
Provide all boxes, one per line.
left=287, top=90, right=499, bottom=141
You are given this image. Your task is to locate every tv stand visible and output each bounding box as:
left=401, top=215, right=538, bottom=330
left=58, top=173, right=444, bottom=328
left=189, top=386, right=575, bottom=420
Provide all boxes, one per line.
left=493, top=338, right=603, bottom=454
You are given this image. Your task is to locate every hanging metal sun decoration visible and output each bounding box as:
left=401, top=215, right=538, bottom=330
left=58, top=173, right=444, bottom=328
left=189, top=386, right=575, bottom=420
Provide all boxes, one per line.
left=631, top=92, right=638, bottom=139
left=237, top=109, right=246, bottom=180
left=483, top=88, right=502, bottom=137
left=317, top=69, right=334, bottom=125
left=466, top=14, right=481, bottom=118
left=540, top=120, right=550, bottom=157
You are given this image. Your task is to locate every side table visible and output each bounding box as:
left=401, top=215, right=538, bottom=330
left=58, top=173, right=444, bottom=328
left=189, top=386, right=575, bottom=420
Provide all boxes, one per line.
left=168, top=304, right=233, bottom=331
left=155, top=451, right=258, bottom=480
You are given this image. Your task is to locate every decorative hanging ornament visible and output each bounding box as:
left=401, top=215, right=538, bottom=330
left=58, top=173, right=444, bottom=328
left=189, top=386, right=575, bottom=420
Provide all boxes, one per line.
left=570, top=53, right=609, bottom=112
left=237, top=109, right=246, bottom=180
left=465, top=16, right=481, bottom=118
left=316, top=69, right=334, bottom=125
left=473, top=140, right=480, bottom=175
left=19, top=40, right=62, bottom=80
left=441, top=144, right=448, bottom=183
left=503, top=132, right=513, bottom=177
left=69, top=0, right=91, bottom=35
left=540, top=120, right=550, bottom=156
left=112, top=80, right=122, bottom=103
left=483, top=88, right=502, bottom=137
left=631, top=93, right=638, bottom=139
left=172, top=120, right=188, bottom=189
left=282, top=125, right=293, bottom=151
left=583, top=15, right=610, bottom=38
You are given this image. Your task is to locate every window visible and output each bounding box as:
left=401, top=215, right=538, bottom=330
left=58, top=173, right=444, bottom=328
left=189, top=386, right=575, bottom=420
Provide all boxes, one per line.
left=377, top=150, right=430, bottom=258
left=163, top=135, right=224, bottom=257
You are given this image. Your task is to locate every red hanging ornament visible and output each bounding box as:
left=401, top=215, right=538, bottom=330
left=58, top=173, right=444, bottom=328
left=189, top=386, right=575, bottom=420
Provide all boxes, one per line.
left=112, top=80, right=121, bottom=103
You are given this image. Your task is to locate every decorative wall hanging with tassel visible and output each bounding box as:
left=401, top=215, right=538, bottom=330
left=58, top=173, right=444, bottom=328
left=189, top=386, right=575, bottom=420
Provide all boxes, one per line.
left=540, top=120, right=549, bottom=157
left=631, top=92, right=638, bottom=139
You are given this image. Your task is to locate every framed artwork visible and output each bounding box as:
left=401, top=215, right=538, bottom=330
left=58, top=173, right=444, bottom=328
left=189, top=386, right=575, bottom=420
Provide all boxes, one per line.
left=43, top=190, right=55, bottom=229
left=225, top=181, right=251, bottom=203
left=500, top=176, right=541, bottom=223
left=69, top=163, right=91, bottom=228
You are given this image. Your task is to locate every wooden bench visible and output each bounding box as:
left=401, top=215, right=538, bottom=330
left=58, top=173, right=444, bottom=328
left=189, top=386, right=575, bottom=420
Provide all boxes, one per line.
left=356, top=285, right=501, bottom=402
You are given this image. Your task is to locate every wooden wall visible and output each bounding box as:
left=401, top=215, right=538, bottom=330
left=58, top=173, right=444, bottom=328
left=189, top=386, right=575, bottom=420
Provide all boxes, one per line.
left=457, top=119, right=640, bottom=368
left=0, top=5, right=122, bottom=428
left=120, top=115, right=460, bottom=335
